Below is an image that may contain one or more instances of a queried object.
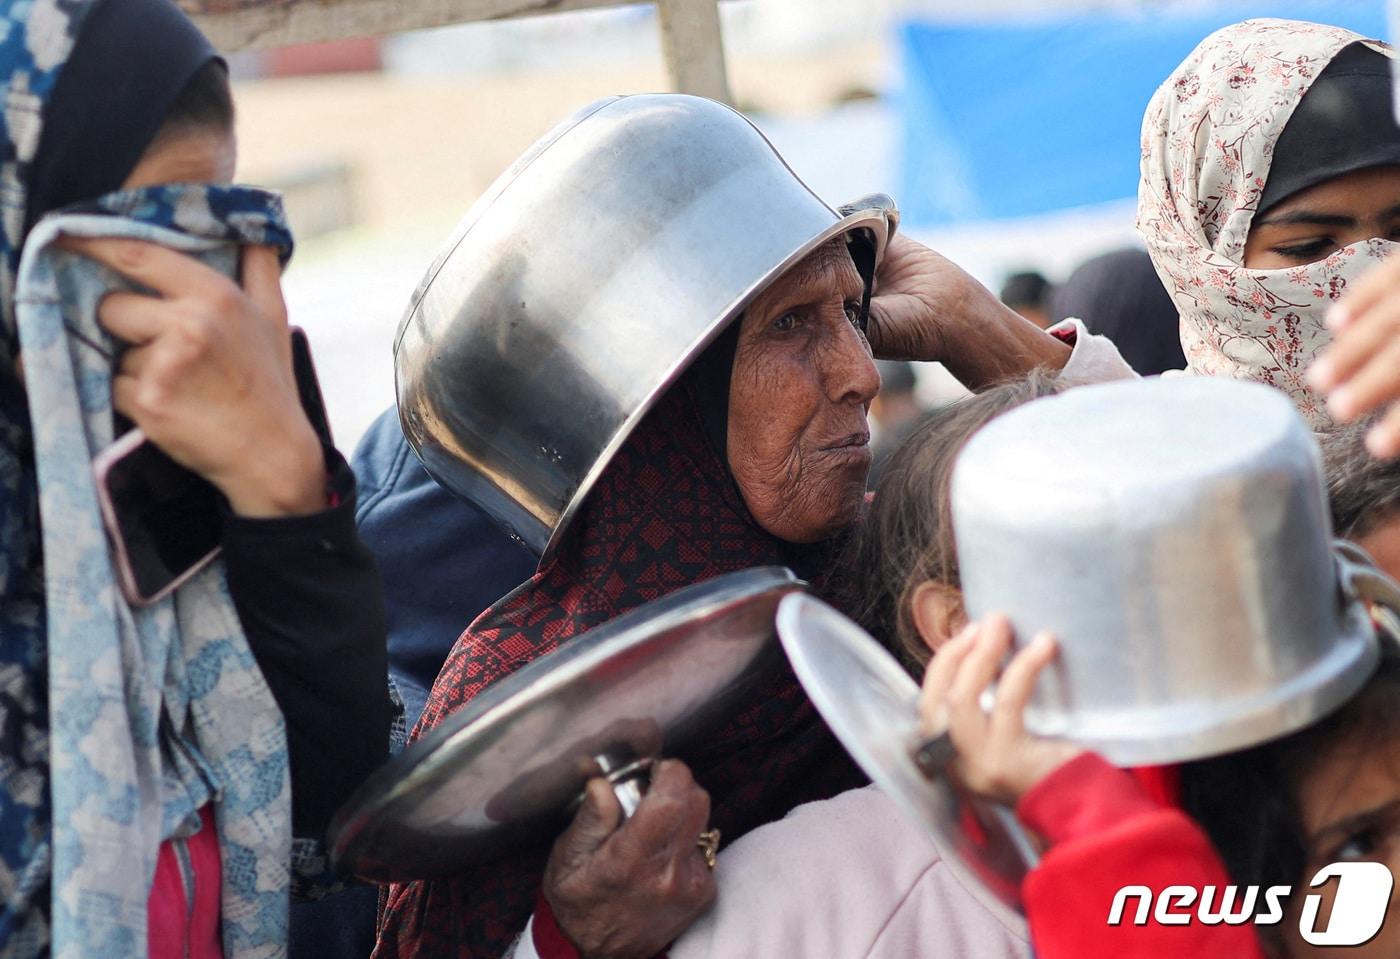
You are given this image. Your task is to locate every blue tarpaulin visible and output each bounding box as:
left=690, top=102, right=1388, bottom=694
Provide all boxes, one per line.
left=898, top=3, right=1389, bottom=226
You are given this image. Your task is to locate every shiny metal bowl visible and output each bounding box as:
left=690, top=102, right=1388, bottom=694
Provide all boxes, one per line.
left=394, top=94, right=894, bottom=561
left=951, top=376, right=1381, bottom=766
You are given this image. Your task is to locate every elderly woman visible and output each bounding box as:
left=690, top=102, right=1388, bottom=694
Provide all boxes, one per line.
left=520, top=369, right=1400, bottom=959
left=371, top=96, right=1100, bottom=957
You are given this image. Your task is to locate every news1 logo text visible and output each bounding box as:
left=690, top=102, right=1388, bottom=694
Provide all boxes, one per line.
left=1109, top=862, right=1394, bottom=946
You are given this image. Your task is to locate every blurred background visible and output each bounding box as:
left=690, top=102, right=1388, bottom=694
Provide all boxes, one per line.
left=212, top=0, right=1389, bottom=447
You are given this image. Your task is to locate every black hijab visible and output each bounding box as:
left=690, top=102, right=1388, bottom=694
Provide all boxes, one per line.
left=1259, top=42, right=1400, bottom=214
left=22, top=0, right=218, bottom=240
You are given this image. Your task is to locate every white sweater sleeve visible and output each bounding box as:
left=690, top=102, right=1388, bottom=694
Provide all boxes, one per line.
left=1050, top=317, right=1139, bottom=384
left=505, top=918, right=541, bottom=959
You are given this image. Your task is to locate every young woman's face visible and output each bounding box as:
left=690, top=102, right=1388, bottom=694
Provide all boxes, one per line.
left=1243, top=166, right=1400, bottom=269
left=1282, top=734, right=1400, bottom=957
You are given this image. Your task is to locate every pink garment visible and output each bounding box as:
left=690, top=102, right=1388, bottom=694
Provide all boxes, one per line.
left=1137, top=19, right=1397, bottom=428
left=148, top=804, right=223, bottom=959
left=520, top=785, right=1031, bottom=959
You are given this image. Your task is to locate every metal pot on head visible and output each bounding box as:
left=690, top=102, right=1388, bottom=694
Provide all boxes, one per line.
left=951, top=376, right=1381, bottom=765
left=394, top=94, right=895, bottom=561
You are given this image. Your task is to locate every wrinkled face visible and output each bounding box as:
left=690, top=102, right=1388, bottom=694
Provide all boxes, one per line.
left=726, top=239, right=880, bottom=543
left=1243, top=166, right=1400, bottom=269
left=1282, top=735, right=1400, bottom=958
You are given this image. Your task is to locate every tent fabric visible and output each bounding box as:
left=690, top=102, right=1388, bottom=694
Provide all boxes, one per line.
left=898, top=2, right=1388, bottom=226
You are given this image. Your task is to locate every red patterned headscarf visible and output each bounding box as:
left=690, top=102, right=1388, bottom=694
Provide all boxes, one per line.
left=373, top=380, right=862, bottom=957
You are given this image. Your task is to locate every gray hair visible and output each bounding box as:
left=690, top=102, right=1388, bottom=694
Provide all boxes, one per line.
left=1319, top=420, right=1400, bottom=539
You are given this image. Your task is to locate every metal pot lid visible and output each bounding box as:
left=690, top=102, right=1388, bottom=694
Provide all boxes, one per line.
left=776, top=593, right=1034, bottom=928
left=330, top=566, right=803, bottom=882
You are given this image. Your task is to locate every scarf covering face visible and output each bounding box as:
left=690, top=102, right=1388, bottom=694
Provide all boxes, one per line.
left=1137, top=19, right=1397, bottom=429
left=374, top=385, right=861, bottom=957
left=0, top=1, right=304, bottom=953
left=17, top=187, right=297, bottom=959
left=0, top=7, right=88, bottom=951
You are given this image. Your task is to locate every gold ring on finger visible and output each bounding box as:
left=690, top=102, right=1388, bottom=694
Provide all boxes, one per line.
left=696, top=828, right=721, bottom=870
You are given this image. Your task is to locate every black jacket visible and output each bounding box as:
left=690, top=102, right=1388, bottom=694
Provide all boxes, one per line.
left=222, top=449, right=393, bottom=839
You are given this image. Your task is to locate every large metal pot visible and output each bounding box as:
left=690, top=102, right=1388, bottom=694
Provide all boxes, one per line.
left=394, top=94, right=894, bottom=561
left=777, top=551, right=1397, bottom=919
left=951, top=376, right=1381, bottom=766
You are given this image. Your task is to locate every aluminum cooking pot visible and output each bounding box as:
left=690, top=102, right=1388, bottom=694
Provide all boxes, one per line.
left=394, top=94, right=895, bottom=561
left=777, top=558, right=1397, bottom=920
left=951, top=376, right=1382, bottom=766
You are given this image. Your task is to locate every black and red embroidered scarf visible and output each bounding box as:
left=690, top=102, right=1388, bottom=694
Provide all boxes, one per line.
left=373, top=380, right=862, bottom=957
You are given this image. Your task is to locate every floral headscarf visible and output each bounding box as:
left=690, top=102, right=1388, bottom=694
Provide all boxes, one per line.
left=1137, top=18, right=1395, bottom=428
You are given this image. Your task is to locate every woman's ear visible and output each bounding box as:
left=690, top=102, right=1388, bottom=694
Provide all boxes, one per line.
left=910, top=580, right=966, bottom=655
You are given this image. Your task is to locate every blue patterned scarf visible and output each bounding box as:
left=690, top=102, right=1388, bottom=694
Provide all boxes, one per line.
left=0, top=5, right=100, bottom=953
left=0, top=2, right=303, bottom=955
left=18, top=186, right=298, bottom=959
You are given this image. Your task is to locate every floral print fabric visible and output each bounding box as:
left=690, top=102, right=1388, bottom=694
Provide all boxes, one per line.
left=1137, top=18, right=1395, bottom=428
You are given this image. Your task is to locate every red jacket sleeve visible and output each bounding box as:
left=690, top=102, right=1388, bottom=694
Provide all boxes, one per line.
left=1016, top=753, right=1267, bottom=959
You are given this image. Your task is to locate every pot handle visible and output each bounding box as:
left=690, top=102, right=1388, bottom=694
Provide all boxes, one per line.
left=838, top=193, right=900, bottom=245
left=910, top=728, right=1042, bottom=870
left=1336, top=540, right=1400, bottom=625
left=565, top=755, right=655, bottom=819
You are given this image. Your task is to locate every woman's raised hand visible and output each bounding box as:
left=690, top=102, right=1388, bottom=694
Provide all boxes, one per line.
left=1310, top=255, right=1400, bottom=457
left=918, top=614, right=1082, bottom=805
left=61, top=237, right=327, bottom=517
left=866, top=235, right=1071, bottom=389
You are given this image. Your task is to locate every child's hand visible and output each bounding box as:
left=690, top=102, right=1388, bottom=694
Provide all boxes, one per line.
left=1309, top=256, right=1400, bottom=457
left=918, top=614, right=1083, bottom=805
